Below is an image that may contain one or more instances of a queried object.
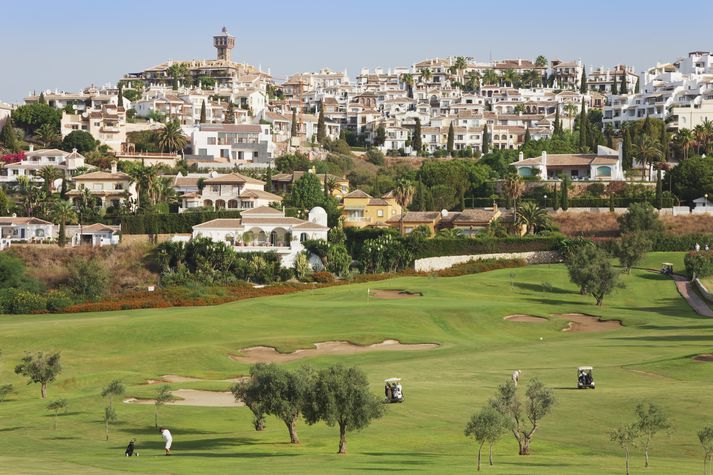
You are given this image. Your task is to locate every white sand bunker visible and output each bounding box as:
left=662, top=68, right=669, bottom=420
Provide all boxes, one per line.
left=146, top=374, right=247, bottom=385
left=504, top=314, right=548, bottom=323
left=125, top=389, right=243, bottom=407
left=370, top=289, right=422, bottom=299
left=230, top=339, right=438, bottom=364
left=552, top=313, right=622, bottom=333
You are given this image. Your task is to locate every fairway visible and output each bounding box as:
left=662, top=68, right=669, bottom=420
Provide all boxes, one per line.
left=1, top=252, right=711, bottom=474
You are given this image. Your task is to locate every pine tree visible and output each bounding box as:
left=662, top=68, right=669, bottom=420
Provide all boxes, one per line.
left=291, top=109, right=298, bottom=137
left=413, top=118, right=422, bottom=155
left=0, top=117, right=18, bottom=152
left=117, top=84, right=123, bottom=108
left=200, top=100, right=207, bottom=124
left=611, top=76, right=618, bottom=95
left=317, top=105, right=326, bottom=144
left=622, top=128, right=632, bottom=170
left=579, top=66, right=587, bottom=93
left=447, top=122, right=455, bottom=155
left=553, top=107, right=562, bottom=136
left=39, top=92, right=46, bottom=104
left=620, top=73, right=627, bottom=95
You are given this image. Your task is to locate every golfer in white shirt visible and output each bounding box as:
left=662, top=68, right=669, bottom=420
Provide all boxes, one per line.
left=159, top=427, right=172, bottom=455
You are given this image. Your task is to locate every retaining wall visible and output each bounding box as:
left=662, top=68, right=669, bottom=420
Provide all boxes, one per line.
left=414, top=250, right=562, bottom=272
left=694, top=278, right=713, bottom=304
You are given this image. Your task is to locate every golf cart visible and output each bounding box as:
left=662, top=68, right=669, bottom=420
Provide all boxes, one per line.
left=660, top=262, right=674, bottom=275
left=384, top=378, right=404, bottom=403
left=577, top=366, right=595, bottom=389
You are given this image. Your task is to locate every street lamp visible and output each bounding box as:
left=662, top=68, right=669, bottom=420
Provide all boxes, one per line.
left=543, top=194, right=548, bottom=209
left=706, top=193, right=709, bottom=208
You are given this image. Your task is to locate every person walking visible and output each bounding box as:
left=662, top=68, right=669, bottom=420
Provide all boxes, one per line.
left=159, top=427, right=172, bottom=456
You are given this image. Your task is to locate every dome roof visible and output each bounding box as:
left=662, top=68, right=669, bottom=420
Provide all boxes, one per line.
left=308, top=206, right=327, bottom=216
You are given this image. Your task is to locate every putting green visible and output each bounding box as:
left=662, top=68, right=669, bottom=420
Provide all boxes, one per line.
left=0, top=252, right=710, bottom=474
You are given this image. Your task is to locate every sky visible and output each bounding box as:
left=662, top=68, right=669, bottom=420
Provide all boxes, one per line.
left=2, top=0, right=713, bottom=103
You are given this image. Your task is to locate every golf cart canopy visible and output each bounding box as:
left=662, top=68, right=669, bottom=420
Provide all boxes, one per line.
left=662, top=263, right=673, bottom=268
left=384, top=378, right=401, bottom=383
left=578, top=366, right=593, bottom=372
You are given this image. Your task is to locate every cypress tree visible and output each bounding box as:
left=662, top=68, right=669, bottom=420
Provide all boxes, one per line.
left=0, top=116, right=18, bottom=152
left=623, top=128, right=632, bottom=169
left=59, top=177, right=68, bottom=200
left=324, top=173, right=329, bottom=199
left=620, top=73, right=627, bottom=95
left=416, top=181, right=426, bottom=211
left=39, top=92, right=46, bottom=104
left=561, top=175, right=570, bottom=210
left=553, top=107, right=562, bottom=136
left=611, top=76, right=618, bottom=95
left=609, top=193, right=615, bottom=212
left=117, top=84, right=123, bottom=108
left=200, top=100, right=207, bottom=123
left=552, top=181, right=559, bottom=211
left=634, top=77, right=640, bottom=93
left=655, top=167, right=663, bottom=210
left=643, top=115, right=652, bottom=138
left=265, top=165, right=273, bottom=192
left=578, top=98, right=588, bottom=149
left=481, top=124, right=489, bottom=154
left=317, top=105, right=326, bottom=144
left=413, top=118, right=422, bottom=154
left=290, top=109, right=298, bottom=137
left=523, top=126, right=531, bottom=147
left=660, top=124, right=669, bottom=161
left=447, top=122, right=454, bottom=155
left=579, top=66, right=587, bottom=93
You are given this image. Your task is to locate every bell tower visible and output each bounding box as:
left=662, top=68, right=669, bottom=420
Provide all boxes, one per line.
left=213, top=26, right=235, bottom=62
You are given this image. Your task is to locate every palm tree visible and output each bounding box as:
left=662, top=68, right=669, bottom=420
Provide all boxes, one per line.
left=503, top=175, right=525, bottom=210
left=694, top=124, right=707, bottom=155
left=453, top=56, right=468, bottom=84
left=436, top=228, right=464, bottom=239
left=393, top=179, right=415, bottom=235
left=465, top=71, right=481, bottom=93
left=516, top=201, right=549, bottom=235
left=151, top=176, right=178, bottom=207
left=400, top=73, right=414, bottom=98
left=502, top=70, right=517, bottom=88
left=14, top=176, right=44, bottom=217
left=157, top=120, right=188, bottom=153
left=635, top=135, right=664, bottom=181
left=52, top=200, right=77, bottom=247
left=35, top=123, right=60, bottom=147
left=701, top=118, right=713, bottom=155
left=420, top=68, right=432, bottom=83
left=563, top=103, right=578, bottom=132
left=482, top=69, right=498, bottom=86
left=127, top=163, right=159, bottom=209
left=38, top=165, right=62, bottom=195
left=674, top=128, right=694, bottom=160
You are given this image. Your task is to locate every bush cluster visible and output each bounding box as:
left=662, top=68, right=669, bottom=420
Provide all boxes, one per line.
left=434, top=258, right=526, bottom=277
left=685, top=251, right=713, bottom=279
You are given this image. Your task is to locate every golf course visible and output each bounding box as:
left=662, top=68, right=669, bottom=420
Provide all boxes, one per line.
left=1, top=251, right=711, bottom=474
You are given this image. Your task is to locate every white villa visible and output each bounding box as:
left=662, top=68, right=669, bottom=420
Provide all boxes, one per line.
left=67, top=162, right=137, bottom=210
left=0, top=148, right=88, bottom=185
left=68, top=223, right=120, bottom=246
left=179, top=171, right=282, bottom=212
left=191, top=206, right=329, bottom=266
left=191, top=123, right=275, bottom=165
left=0, top=216, right=54, bottom=243
left=512, top=145, right=625, bottom=181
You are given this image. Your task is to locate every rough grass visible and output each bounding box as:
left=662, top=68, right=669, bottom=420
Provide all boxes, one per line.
left=0, top=252, right=710, bottom=474
left=552, top=212, right=713, bottom=237
left=8, top=243, right=158, bottom=293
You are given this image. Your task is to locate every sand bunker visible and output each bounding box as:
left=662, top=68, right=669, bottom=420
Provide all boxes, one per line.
left=552, top=313, right=622, bottom=333
left=504, top=314, right=548, bottom=323
left=146, top=374, right=246, bottom=385
left=370, top=289, right=422, bottom=299
left=694, top=354, right=713, bottom=362
left=230, top=339, right=438, bottom=364
left=125, top=389, right=243, bottom=407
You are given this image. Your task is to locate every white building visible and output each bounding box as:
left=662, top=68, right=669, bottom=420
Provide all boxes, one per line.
left=0, top=216, right=54, bottom=243
left=0, top=148, right=88, bottom=185
left=180, top=171, right=282, bottom=212
left=191, top=206, right=329, bottom=266
left=512, top=145, right=625, bottom=181
left=191, top=123, right=275, bottom=164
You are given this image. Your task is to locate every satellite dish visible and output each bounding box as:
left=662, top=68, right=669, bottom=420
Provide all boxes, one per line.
left=441, top=209, right=449, bottom=217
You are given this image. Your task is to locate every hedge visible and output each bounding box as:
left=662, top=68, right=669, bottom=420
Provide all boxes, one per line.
left=684, top=251, right=713, bottom=279
left=413, top=236, right=563, bottom=259
left=121, top=210, right=243, bottom=234
left=650, top=234, right=713, bottom=252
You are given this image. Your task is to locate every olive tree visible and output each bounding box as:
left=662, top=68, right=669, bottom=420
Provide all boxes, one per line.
left=489, top=378, right=555, bottom=455
left=47, top=399, right=67, bottom=430
left=613, top=233, right=652, bottom=274
left=231, top=380, right=266, bottom=431
left=303, top=364, right=384, bottom=454
left=101, top=379, right=125, bottom=412
left=465, top=406, right=508, bottom=470
left=154, top=385, right=173, bottom=428
left=14, top=351, right=62, bottom=399
left=563, top=240, right=600, bottom=295
left=635, top=401, right=671, bottom=468
left=699, top=425, right=713, bottom=475
left=610, top=423, right=639, bottom=475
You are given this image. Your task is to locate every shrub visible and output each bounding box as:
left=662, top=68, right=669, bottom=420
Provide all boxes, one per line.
left=326, top=244, right=351, bottom=277
left=312, top=271, right=334, bottom=284
left=435, top=258, right=526, bottom=277
left=278, top=268, right=295, bottom=282
left=618, top=202, right=664, bottom=234
left=0, top=253, right=44, bottom=292
left=685, top=251, right=713, bottom=279
left=45, top=290, right=72, bottom=312
left=0, top=288, right=48, bottom=314
left=65, top=258, right=108, bottom=301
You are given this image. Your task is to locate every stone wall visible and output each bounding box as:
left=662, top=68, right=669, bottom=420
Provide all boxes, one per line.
left=694, top=278, right=713, bottom=304
left=414, top=250, right=562, bottom=272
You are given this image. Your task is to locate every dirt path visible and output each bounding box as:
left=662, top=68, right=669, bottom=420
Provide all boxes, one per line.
left=125, top=389, right=243, bottom=407
left=671, top=275, right=713, bottom=317
left=146, top=374, right=247, bottom=385
left=230, top=339, right=438, bottom=364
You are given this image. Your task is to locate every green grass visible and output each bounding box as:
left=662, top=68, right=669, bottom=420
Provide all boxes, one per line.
left=0, top=252, right=711, bottom=474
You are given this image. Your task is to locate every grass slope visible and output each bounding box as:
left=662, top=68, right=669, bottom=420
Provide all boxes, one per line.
left=0, top=252, right=710, bottom=474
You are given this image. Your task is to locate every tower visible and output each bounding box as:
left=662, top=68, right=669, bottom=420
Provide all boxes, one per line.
left=213, top=26, right=235, bottom=62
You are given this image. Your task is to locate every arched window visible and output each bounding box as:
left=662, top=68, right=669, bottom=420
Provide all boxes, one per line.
left=35, top=229, right=45, bottom=238
left=300, top=232, right=308, bottom=242
left=596, top=166, right=612, bottom=177
left=518, top=167, right=533, bottom=177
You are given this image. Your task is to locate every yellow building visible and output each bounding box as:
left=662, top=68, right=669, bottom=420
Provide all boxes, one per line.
left=341, top=190, right=402, bottom=228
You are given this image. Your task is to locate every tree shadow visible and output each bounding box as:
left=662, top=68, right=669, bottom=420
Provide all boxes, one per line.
left=513, top=282, right=572, bottom=295
left=171, top=451, right=299, bottom=458
left=607, top=335, right=713, bottom=342
left=0, top=426, right=22, bottom=432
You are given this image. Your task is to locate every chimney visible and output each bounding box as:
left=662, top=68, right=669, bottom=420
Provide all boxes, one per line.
left=72, top=148, right=77, bottom=154
left=518, top=151, right=524, bottom=161
left=110, top=161, right=118, bottom=174
left=542, top=151, right=548, bottom=166
left=29, top=144, right=34, bottom=152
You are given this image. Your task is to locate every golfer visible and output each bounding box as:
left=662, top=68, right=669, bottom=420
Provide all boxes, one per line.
left=159, top=427, right=172, bottom=456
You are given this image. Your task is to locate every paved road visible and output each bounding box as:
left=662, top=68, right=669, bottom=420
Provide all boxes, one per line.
left=671, top=274, right=713, bottom=317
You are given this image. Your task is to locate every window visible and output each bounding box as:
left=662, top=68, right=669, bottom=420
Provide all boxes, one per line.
left=93, top=183, right=103, bottom=191
left=377, top=210, right=384, bottom=217
left=207, top=137, right=216, bottom=145
left=35, top=229, right=45, bottom=238
left=198, top=148, right=207, bottom=156
left=211, top=185, right=219, bottom=193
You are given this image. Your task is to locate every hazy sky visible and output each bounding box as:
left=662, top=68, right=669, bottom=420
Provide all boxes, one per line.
left=2, top=0, right=713, bottom=103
